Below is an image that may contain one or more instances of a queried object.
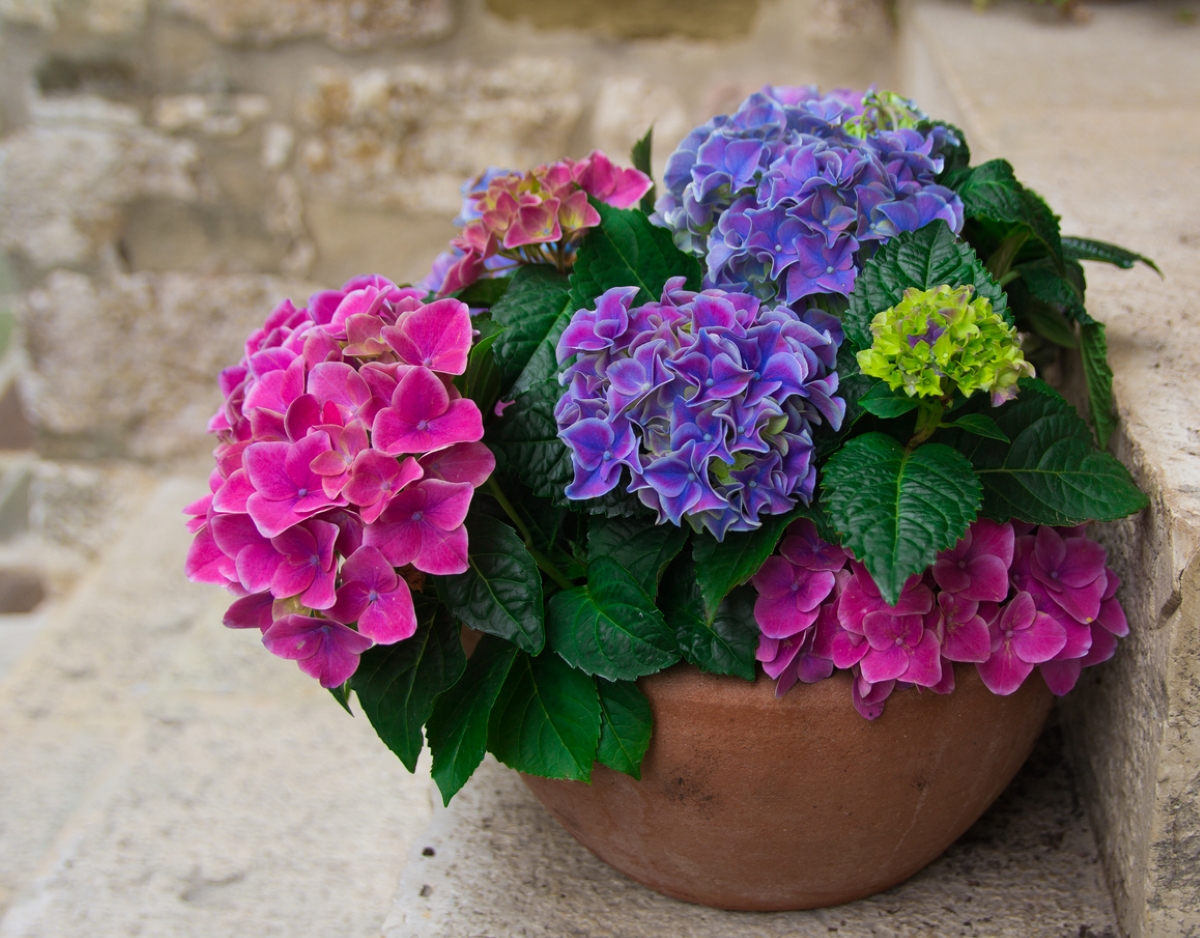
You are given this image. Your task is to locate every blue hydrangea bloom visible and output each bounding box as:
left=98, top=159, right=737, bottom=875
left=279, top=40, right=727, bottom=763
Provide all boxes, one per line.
left=554, top=278, right=845, bottom=539
left=651, top=86, right=965, bottom=305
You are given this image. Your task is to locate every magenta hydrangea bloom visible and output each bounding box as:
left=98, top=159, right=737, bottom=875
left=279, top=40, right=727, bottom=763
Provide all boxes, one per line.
left=328, top=546, right=417, bottom=644
left=932, top=519, right=1014, bottom=602
left=976, top=592, right=1067, bottom=695
left=750, top=517, right=1132, bottom=718
left=185, top=275, right=494, bottom=688
left=262, top=614, right=375, bottom=688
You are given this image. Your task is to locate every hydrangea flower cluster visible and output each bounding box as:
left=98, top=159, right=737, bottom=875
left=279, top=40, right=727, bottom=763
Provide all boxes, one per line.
left=183, top=275, right=493, bottom=688
left=652, top=85, right=964, bottom=304
left=554, top=278, right=844, bottom=538
left=427, top=151, right=653, bottom=295
left=857, top=284, right=1035, bottom=405
left=753, top=518, right=1127, bottom=719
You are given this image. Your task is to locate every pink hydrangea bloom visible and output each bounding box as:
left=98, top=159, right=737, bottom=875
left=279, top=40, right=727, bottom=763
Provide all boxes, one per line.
left=977, top=591, right=1067, bottom=695
left=932, top=519, right=1014, bottom=602
left=750, top=556, right=837, bottom=639
left=429, top=153, right=652, bottom=296
left=185, top=274, right=494, bottom=688
left=751, top=517, right=1132, bottom=718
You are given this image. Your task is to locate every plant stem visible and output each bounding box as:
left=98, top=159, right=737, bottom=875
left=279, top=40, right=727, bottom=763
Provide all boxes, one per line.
left=485, top=477, right=575, bottom=590
left=908, top=399, right=946, bottom=449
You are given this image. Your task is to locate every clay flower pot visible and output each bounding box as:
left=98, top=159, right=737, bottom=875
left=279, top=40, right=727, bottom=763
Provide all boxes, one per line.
left=521, top=662, right=1053, bottom=911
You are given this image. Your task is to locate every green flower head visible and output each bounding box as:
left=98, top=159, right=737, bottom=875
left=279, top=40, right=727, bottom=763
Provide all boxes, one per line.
left=844, top=90, right=927, bottom=139
left=856, top=284, right=1035, bottom=405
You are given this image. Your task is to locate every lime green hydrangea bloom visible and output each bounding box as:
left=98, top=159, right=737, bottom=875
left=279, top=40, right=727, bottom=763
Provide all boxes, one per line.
left=856, top=284, right=1035, bottom=405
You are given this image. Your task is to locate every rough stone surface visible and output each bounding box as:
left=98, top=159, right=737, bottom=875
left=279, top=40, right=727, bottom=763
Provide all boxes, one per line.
left=19, top=271, right=318, bottom=458
left=899, top=2, right=1200, bottom=935
left=296, top=59, right=582, bottom=215
left=0, top=95, right=198, bottom=270
left=590, top=77, right=689, bottom=181
left=167, top=0, right=453, bottom=50
left=0, top=476, right=438, bottom=937
left=384, top=728, right=1117, bottom=938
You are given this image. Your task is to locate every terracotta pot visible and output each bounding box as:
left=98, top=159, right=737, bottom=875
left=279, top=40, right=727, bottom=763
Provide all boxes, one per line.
left=521, top=662, right=1052, bottom=911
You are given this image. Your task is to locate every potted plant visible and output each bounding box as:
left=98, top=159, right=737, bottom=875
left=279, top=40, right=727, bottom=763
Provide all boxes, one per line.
left=184, top=86, right=1154, bottom=911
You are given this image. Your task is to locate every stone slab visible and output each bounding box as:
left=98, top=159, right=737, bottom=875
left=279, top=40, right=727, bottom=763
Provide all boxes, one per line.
left=0, top=476, right=439, bottom=937
left=383, top=725, right=1117, bottom=938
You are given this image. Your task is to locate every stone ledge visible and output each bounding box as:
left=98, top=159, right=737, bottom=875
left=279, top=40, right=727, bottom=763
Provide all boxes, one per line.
left=383, top=724, right=1116, bottom=938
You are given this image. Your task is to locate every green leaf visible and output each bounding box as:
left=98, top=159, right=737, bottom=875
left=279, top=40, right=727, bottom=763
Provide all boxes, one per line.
left=328, top=683, right=353, bottom=715
left=630, top=126, right=656, bottom=215
left=596, top=678, right=653, bottom=779
left=1062, top=236, right=1161, bottom=276
left=952, top=159, right=1063, bottom=271
left=822, top=433, right=982, bottom=604
left=858, top=381, right=921, bottom=419
left=942, top=413, right=1010, bottom=442
left=568, top=201, right=702, bottom=314
left=1080, top=322, right=1118, bottom=448
left=844, top=220, right=1009, bottom=350
left=453, top=319, right=504, bottom=418
left=487, top=650, right=601, bottom=781
left=485, top=378, right=573, bottom=504
left=426, top=635, right=518, bottom=805
left=586, top=514, right=688, bottom=599
left=691, top=506, right=817, bottom=621
left=661, top=551, right=758, bottom=681
left=1015, top=256, right=1090, bottom=323
left=456, top=277, right=511, bottom=309
left=435, top=514, right=545, bottom=655
left=351, top=604, right=467, bottom=772
left=953, top=379, right=1146, bottom=524
left=547, top=556, right=679, bottom=681
left=489, top=265, right=573, bottom=393
left=1023, top=297, right=1079, bottom=349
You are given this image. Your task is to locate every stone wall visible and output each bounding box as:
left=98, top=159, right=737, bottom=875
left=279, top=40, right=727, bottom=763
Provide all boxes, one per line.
left=0, top=0, right=893, bottom=461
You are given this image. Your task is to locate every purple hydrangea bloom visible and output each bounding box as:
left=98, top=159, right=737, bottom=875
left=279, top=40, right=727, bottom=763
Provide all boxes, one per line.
left=554, top=278, right=844, bottom=538
left=651, top=85, right=965, bottom=306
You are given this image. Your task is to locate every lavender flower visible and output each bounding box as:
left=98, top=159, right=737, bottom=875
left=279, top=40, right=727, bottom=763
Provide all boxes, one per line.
left=652, top=86, right=965, bottom=305
left=554, top=278, right=844, bottom=538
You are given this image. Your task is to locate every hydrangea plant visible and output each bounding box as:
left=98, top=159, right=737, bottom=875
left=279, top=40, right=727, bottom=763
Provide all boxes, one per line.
left=186, top=87, right=1157, bottom=803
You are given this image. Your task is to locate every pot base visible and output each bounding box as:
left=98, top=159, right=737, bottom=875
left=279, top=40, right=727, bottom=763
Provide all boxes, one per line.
left=522, top=664, right=1052, bottom=911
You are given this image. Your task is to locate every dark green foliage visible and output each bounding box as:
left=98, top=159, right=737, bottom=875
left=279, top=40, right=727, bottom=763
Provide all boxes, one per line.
left=426, top=636, right=518, bottom=804
left=1062, top=236, right=1161, bottom=275
left=951, top=379, right=1147, bottom=524
left=822, top=433, right=982, bottom=604
left=587, top=514, right=688, bottom=599
left=351, top=604, right=467, bottom=772
left=568, top=201, right=702, bottom=314
left=1080, top=322, right=1118, bottom=448
left=485, top=378, right=573, bottom=504
left=547, top=556, right=679, bottom=681
left=487, top=650, right=601, bottom=781
left=436, top=514, right=545, bottom=655
left=596, top=678, right=653, bottom=778
left=456, top=277, right=511, bottom=308
left=661, top=550, right=758, bottom=681
left=488, top=265, right=573, bottom=393
left=952, top=159, right=1064, bottom=271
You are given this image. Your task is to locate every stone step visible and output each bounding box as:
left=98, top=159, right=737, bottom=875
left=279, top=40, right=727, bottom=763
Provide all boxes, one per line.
left=383, top=726, right=1116, bottom=938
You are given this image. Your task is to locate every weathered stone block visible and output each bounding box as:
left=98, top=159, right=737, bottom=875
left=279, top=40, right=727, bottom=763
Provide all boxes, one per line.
left=296, top=59, right=581, bottom=215
left=0, top=96, right=197, bottom=271
left=19, top=270, right=318, bottom=458
left=167, top=0, right=453, bottom=50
